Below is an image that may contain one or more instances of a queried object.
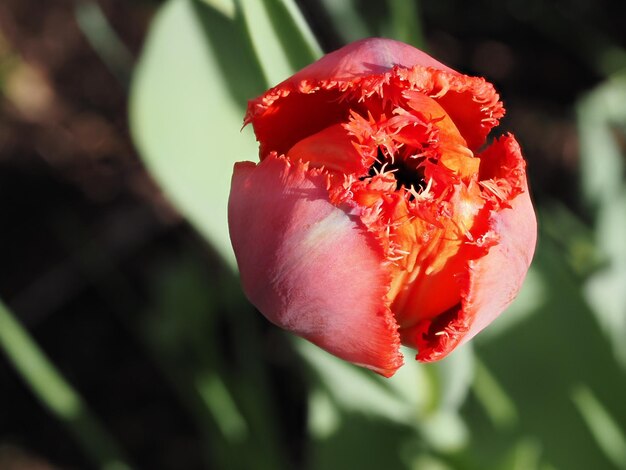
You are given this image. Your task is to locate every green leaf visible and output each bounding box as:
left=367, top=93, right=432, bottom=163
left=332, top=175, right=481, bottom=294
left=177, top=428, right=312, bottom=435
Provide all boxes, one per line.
left=387, top=0, right=425, bottom=48
left=577, top=77, right=626, bottom=209
left=141, top=254, right=288, bottom=469
left=316, top=0, right=372, bottom=44
left=308, top=409, right=414, bottom=470
left=578, top=77, right=626, bottom=369
left=129, top=0, right=266, bottom=266
left=466, top=223, right=626, bottom=470
left=584, top=186, right=626, bottom=368
left=201, top=0, right=236, bottom=17
left=296, top=340, right=471, bottom=452
left=74, top=1, right=134, bottom=86
left=572, top=385, right=626, bottom=469
left=238, top=0, right=321, bottom=85
left=0, top=300, right=131, bottom=470
left=295, top=339, right=417, bottom=424
left=130, top=0, right=323, bottom=266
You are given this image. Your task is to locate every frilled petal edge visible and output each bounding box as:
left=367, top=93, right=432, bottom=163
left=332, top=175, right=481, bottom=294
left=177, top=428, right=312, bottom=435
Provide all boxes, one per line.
left=405, top=135, right=537, bottom=361
left=245, top=38, right=504, bottom=157
left=228, top=155, right=404, bottom=376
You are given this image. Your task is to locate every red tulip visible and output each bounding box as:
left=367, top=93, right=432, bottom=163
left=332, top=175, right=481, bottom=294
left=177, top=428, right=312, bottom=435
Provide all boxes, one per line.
left=229, top=38, right=537, bottom=377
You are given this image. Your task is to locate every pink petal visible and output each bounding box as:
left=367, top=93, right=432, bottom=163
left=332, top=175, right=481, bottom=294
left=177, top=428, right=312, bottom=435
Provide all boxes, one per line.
left=228, top=155, right=403, bottom=376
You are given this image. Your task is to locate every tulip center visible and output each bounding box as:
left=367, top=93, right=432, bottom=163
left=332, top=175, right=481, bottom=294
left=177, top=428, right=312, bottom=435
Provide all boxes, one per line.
left=367, top=149, right=426, bottom=194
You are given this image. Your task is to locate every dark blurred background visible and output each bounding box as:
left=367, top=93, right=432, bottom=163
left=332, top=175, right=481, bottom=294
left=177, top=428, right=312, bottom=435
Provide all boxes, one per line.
left=1, top=0, right=626, bottom=469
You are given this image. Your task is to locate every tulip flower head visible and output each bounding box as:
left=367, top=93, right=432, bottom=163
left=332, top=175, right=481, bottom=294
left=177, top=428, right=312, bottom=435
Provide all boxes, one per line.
left=229, top=38, right=537, bottom=377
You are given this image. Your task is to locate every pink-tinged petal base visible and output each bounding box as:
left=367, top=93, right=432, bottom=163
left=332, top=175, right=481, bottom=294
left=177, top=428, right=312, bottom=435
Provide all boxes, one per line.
left=401, top=136, right=537, bottom=361
left=286, top=37, right=457, bottom=82
left=228, top=155, right=403, bottom=376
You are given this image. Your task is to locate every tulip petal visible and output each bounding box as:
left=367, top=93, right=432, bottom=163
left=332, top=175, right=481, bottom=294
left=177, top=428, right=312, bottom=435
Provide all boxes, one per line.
left=403, top=136, right=537, bottom=361
left=285, top=37, right=457, bottom=82
left=228, top=155, right=403, bottom=376
left=246, top=38, right=503, bottom=158
left=395, top=67, right=505, bottom=151
left=246, top=37, right=455, bottom=156
left=286, top=123, right=367, bottom=175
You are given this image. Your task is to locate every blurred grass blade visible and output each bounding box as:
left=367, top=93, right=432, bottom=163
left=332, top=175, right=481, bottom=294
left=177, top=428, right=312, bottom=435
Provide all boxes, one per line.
left=195, top=372, right=248, bottom=442
left=472, top=357, right=518, bottom=429
left=238, top=0, right=322, bottom=84
left=572, top=385, right=626, bottom=469
left=75, top=1, right=134, bottom=86
left=433, top=344, right=474, bottom=412
left=388, top=0, right=424, bottom=48
left=238, top=0, right=293, bottom=84
left=264, top=0, right=322, bottom=60
left=0, top=300, right=131, bottom=470
left=143, top=254, right=287, bottom=469
left=502, top=438, right=543, bottom=470
left=307, top=388, right=341, bottom=439
left=130, top=0, right=266, bottom=266
left=317, top=0, right=370, bottom=44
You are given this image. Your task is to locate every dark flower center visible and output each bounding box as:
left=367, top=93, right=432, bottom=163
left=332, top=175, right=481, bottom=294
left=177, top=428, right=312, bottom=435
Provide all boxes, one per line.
left=368, top=149, right=426, bottom=193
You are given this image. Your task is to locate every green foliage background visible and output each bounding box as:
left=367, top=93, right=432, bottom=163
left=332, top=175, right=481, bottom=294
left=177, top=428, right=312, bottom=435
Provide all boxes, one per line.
left=2, top=0, right=626, bottom=469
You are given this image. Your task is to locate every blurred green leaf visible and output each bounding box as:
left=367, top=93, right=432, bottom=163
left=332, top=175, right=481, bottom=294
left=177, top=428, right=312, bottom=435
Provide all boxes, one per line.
left=141, top=256, right=245, bottom=467
left=471, top=358, right=518, bottom=430
left=465, top=222, right=626, bottom=470
left=195, top=372, right=249, bottom=442
left=584, top=188, right=626, bottom=368
left=538, top=202, right=601, bottom=276
left=130, top=0, right=266, bottom=267
left=387, top=0, right=424, bottom=48
left=578, top=77, right=626, bottom=369
left=0, top=300, right=131, bottom=470
left=295, top=339, right=417, bottom=424
left=595, top=188, right=626, bottom=265
left=572, top=385, right=626, bottom=469
left=316, top=0, right=425, bottom=51
left=498, top=438, right=544, bottom=470
left=478, top=267, right=547, bottom=342
left=296, top=339, right=471, bottom=452
left=577, top=76, right=626, bottom=209
left=74, top=1, right=134, bottom=86
left=317, top=0, right=371, bottom=44
left=308, top=410, right=414, bottom=470
left=143, top=255, right=288, bottom=469
left=201, top=0, right=236, bottom=17
left=434, top=343, right=474, bottom=412
left=239, top=0, right=321, bottom=84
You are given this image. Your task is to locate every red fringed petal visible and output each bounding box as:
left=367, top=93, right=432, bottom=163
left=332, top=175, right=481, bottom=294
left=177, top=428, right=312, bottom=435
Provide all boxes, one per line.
left=246, top=38, right=504, bottom=156
left=403, top=136, right=537, bottom=361
left=394, top=67, right=505, bottom=150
